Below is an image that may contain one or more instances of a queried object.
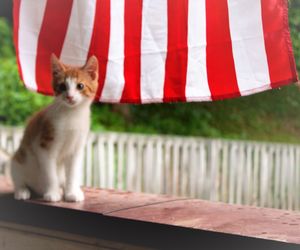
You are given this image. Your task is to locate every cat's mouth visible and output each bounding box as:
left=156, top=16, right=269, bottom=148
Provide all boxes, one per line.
left=68, top=100, right=75, bottom=105
left=65, top=99, right=76, bottom=106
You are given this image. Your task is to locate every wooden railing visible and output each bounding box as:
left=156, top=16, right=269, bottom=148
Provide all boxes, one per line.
left=0, top=126, right=299, bottom=211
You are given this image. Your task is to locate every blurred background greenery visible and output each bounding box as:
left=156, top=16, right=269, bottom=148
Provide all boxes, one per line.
left=0, top=1, right=299, bottom=143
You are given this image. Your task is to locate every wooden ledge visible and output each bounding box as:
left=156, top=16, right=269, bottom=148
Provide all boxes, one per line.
left=1, top=176, right=300, bottom=249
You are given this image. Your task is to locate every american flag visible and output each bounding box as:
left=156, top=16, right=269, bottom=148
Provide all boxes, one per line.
left=14, top=0, right=298, bottom=103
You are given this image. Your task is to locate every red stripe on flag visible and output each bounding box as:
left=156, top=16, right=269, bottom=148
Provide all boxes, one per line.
left=35, top=0, right=73, bottom=95
left=206, top=0, right=240, bottom=100
left=13, top=0, right=23, bottom=82
left=121, top=0, right=143, bottom=103
left=88, top=0, right=111, bottom=100
left=163, top=0, right=188, bottom=102
left=261, top=0, right=298, bottom=88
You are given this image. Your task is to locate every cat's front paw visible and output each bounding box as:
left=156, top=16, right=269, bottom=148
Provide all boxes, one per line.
left=14, top=188, right=31, bottom=200
left=64, top=189, right=85, bottom=202
left=43, top=190, right=62, bottom=202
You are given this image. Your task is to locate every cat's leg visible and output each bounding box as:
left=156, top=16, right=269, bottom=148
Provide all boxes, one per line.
left=10, top=159, right=31, bottom=200
left=64, top=149, right=84, bottom=202
left=57, top=163, right=66, bottom=190
left=38, top=153, right=62, bottom=202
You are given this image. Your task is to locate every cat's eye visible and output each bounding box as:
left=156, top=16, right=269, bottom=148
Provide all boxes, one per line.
left=58, top=83, right=67, bottom=92
left=77, top=83, right=84, bottom=90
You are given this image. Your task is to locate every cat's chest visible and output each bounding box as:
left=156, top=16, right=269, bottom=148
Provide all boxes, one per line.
left=54, top=110, right=89, bottom=131
left=53, top=112, right=89, bottom=153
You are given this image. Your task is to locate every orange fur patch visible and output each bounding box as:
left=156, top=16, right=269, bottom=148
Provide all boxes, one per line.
left=13, top=108, right=56, bottom=164
left=13, top=147, right=26, bottom=164
left=40, top=119, right=55, bottom=149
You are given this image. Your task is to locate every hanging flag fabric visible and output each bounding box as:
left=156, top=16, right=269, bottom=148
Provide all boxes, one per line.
left=13, top=0, right=298, bottom=103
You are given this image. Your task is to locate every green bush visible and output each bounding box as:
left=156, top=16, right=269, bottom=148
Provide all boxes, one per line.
left=0, top=18, right=52, bottom=126
left=0, top=57, right=52, bottom=125
left=0, top=18, right=14, bottom=59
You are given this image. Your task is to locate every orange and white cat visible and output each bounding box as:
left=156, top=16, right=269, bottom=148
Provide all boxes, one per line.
left=10, top=54, right=98, bottom=202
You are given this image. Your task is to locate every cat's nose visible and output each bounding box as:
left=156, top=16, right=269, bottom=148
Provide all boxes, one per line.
left=66, top=95, right=74, bottom=101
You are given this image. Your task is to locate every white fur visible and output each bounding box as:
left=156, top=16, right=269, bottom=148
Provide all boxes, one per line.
left=11, top=77, right=92, bottom=202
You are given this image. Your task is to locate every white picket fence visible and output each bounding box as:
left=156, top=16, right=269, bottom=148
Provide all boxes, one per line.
left=0, top=126, right=299, bottom=211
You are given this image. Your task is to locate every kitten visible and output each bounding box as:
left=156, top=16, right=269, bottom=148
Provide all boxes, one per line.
left=10, top=54, right=98, bottom=202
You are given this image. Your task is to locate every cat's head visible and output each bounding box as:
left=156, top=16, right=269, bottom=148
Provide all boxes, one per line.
left=50, top=54, right=99, bottom=108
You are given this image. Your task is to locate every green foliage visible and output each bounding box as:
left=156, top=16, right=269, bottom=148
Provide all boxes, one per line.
left=91, top=104, right=126, bottom=131
left=0, top=18, right=14, bottom=59
left=129, top=103, right=220, bottom=136
left=290, top=2, right=300, bottom=71
left=0, top=19, right=52, bottom=126
left=0, top=57, right=52, bottom=125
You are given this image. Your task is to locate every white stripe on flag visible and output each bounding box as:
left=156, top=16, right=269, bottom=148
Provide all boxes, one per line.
left=186, top=0, right=211, bottom=101
left=100, top=0, right=125, bottom=102
left=140, top=0, right=168, bottom=103
left=18, top=0, right=47, bottom=91
left=60, top=0, right=97, bottom=66
left=228, top=0, right=270, bottom=93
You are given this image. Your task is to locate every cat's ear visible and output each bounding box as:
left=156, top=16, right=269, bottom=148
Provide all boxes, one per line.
left=50, top=53, right=65, bottom=77
left=83, top=56, right=98, bottom=81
